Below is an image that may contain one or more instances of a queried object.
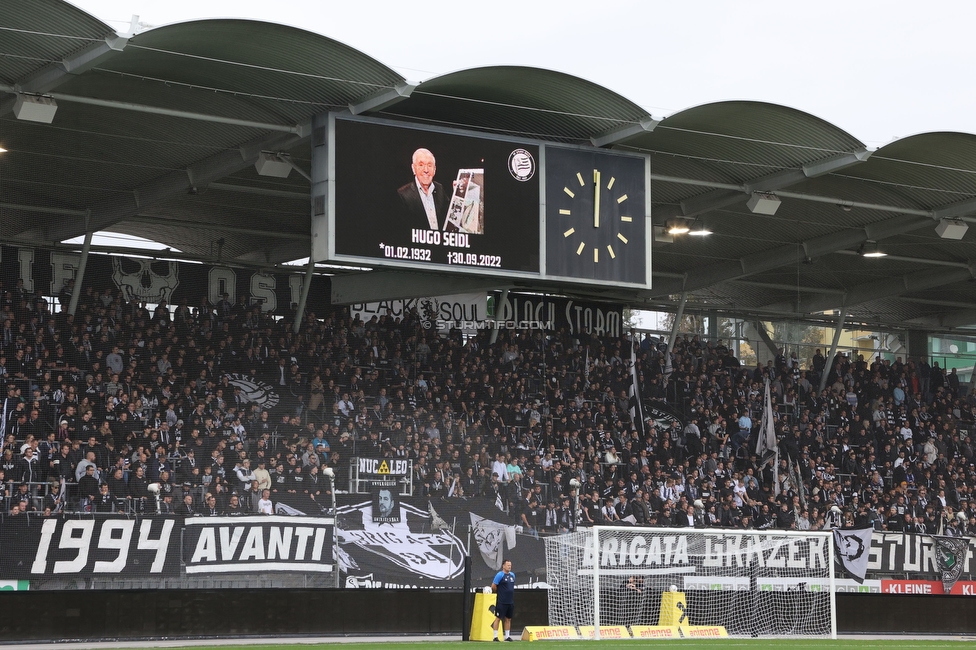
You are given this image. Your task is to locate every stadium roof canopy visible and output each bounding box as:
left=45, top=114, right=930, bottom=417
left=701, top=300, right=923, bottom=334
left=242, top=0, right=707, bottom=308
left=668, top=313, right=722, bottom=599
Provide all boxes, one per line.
left=3, top=0, right=976, bottom=332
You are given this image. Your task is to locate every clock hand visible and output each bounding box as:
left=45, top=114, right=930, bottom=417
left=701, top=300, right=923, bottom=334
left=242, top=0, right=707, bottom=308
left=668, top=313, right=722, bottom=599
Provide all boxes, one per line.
left=593, top=169, right=601, bottom=228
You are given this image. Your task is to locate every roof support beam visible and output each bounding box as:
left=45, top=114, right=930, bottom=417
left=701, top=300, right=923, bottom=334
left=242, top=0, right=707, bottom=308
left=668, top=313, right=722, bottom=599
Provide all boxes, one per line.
left=5, top=87, right=306, bottom=134
left=817, top=265, right=975, bottom=313
left=20, top=34, right=129, bottom=94
left=1, top=83, right=305, bottom=134
left=0, top=202, right=88, bottom=218
left=900, top=296, right=976, bottom=310
left=651, top=213, right=930, bottom=297
left=657, top=149, right=871, bottom=220
left=905, top=309, right=976, bottom=329
left=21, top=129, right=308, bottom=243
left=731, top=279, right=846, bottom=295
left=0, top=34, right=128, bottom=118
left=207, top=182, right=308, bottom=200
left=235, top=240, right=317, bottom=266
left=349, top=82, right=417, bottom=115
left=590, top=116, right=659, bottom=148
left=934, top=196, right=976, bottom=220
left=121, top=216, right=306, bottom=240
left=833, top=249, right=971, bottom=269
left=819, top=309, right=847, bottom=392
left=750, top=320, right=779, bottom=358
left=764, top=265, right=976, bottom=315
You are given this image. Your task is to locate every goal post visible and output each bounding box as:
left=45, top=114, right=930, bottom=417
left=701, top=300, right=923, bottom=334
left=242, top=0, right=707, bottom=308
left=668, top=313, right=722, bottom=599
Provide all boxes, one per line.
left=544, top=526, right=837, bottom=639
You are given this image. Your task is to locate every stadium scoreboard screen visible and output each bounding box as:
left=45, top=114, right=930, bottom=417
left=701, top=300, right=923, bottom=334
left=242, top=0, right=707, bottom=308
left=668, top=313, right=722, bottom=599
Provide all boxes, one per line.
left=322, top=114, right=650, bottom=288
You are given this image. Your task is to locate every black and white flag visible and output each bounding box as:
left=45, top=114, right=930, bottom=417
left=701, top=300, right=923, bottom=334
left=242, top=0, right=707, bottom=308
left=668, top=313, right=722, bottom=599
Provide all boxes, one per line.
left=833, top=527, right=873, bottom=583
left=756, top=378, right=778, bottom=493
left=471, top=511, right=517, bottom=571
left=932, top=534, right=970, bottom=594
left=756, top=378, right=776, bottom=458
left=628, top=341, right=645, bottom=438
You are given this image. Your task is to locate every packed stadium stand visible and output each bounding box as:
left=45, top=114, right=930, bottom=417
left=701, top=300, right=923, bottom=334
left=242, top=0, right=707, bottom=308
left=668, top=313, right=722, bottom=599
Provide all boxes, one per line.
left=2, top=283, right=972, bottom=540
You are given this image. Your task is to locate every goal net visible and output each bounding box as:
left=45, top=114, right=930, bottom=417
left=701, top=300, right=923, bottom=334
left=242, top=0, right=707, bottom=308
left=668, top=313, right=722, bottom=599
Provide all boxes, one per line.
left=545, top=526, right=836, bottom=638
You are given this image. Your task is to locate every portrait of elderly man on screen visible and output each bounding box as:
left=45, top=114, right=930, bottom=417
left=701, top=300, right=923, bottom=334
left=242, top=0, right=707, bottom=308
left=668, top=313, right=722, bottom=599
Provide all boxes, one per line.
left=398, top=148, right=448, bottom=230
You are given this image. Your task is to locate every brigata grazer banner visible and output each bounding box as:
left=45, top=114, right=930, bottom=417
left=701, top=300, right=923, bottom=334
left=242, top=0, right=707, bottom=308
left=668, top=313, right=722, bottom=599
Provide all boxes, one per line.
left=183, top=516, right=334, bottom=574
left=0, top=515, right=179, bottom=578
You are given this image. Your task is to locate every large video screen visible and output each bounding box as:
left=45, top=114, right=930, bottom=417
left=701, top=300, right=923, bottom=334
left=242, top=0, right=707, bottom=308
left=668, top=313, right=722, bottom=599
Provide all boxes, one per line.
left=332, top=117, right=541, bottom=275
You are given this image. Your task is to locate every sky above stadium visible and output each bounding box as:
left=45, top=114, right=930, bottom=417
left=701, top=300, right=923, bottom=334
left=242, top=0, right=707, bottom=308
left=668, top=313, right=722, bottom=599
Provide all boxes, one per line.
left=67, top=0, right=976, bottom=150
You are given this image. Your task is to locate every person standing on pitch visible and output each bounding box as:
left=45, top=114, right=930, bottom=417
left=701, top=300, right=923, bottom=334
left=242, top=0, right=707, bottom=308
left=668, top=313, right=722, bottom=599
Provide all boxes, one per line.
left=490, top=559, right=516, bottom=641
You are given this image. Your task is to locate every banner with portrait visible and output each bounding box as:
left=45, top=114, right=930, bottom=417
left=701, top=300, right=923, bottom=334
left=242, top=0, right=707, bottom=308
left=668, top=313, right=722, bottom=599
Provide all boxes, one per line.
left=371, top=481, right=401, bottom=524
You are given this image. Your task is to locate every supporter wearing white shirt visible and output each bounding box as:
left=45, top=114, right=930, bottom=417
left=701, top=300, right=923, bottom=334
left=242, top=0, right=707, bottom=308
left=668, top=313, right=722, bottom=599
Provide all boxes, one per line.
left=491, top=454, right=510, bottom=483
left=257, top=489, right=273, bottom=515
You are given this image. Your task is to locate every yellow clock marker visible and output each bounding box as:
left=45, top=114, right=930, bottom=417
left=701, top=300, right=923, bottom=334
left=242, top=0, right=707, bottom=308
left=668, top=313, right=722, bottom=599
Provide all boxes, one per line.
left=559, top=209, right=571, bottom=215
left=563, top=228, right=576, bottom=237
left=576, top=172, right=585, bottom=186
left=617, top=233, right=628, bottom=244
left=593, top=248, right=599, bottom=263
left=564, top=187, right=575, bottom=198
left=607, top=177, right=615, bottom=190
left=576, top=242, right=586, bottom=255
left=607, top=245, right=616, bottom=259
left=616, top=194, right=628, bottom=204
left=593, top=169, right=601, bottom=228
left=620, top=216, right=632, bottom=222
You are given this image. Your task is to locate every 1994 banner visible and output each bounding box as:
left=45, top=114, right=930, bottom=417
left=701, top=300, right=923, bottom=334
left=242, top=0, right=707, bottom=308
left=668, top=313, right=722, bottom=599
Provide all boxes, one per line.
left=0, top=515, right=179, bottom=578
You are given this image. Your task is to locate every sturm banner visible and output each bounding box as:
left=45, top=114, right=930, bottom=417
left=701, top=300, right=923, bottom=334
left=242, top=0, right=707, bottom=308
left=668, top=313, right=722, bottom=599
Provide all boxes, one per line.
left=866, top=531, right=976, bottom=578
left=0, top=515, right=179, bottom=578
left=182, top=516, right=334, bottom=574
left=0, top=245, right=332, bottom=315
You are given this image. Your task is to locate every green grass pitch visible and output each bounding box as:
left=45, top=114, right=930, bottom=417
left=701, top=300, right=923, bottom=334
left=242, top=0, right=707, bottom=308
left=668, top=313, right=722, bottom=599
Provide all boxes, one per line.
left=115, top=640, right=973, bottom=650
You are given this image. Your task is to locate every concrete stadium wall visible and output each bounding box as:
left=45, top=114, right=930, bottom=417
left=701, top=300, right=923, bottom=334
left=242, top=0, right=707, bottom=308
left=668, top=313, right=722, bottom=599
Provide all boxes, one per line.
left=0, top=590, right=972, bottom=641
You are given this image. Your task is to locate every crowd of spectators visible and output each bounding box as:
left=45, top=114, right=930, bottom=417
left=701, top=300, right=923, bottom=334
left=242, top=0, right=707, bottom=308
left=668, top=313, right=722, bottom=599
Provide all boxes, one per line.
left=1, top=277, right=975, bottom=539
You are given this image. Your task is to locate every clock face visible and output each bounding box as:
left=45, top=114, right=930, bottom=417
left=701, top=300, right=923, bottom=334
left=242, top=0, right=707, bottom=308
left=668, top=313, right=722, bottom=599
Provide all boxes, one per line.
left=545, top=148, right=647, bottom=284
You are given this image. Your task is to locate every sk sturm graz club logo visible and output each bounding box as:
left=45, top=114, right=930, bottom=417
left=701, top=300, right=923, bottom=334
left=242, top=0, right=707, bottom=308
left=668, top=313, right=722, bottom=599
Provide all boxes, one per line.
left=419, top=297, right=440, bottom=330
left=933, top=535, right=970, bottom=593
left=224, top=373, right=280, bottom=409
left=508, top=149, right=535, bottom=181
left=645, top=401, right=685, bottom=431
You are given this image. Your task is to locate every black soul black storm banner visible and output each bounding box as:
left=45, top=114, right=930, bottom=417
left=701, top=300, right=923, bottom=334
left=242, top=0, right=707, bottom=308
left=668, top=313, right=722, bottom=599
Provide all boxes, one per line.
left=492, top=292, right=624, bottom=337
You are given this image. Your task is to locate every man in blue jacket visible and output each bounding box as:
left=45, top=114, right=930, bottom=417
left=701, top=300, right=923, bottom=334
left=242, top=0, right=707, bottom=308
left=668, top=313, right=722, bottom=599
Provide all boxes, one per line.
left=489, top=559, right=516, bottom=641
